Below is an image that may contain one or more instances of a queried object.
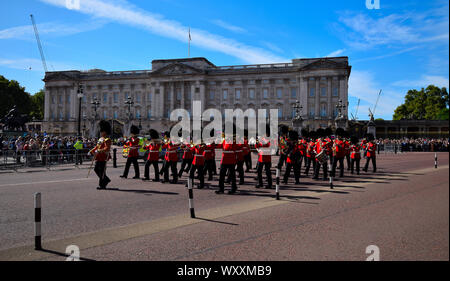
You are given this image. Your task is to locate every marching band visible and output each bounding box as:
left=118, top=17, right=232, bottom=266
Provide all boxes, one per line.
left=93, top=120, right=380, bottom=193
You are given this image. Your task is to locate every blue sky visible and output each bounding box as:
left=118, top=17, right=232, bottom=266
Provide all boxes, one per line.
left=0, top=0, right=448, bottom=120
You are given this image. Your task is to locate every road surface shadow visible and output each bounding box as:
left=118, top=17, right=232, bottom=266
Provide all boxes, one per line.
left=195, top=217, right=239, bottom=226
left=108, top=188, right=179, bottom=195
left=37, top=248, right=96, bottom=261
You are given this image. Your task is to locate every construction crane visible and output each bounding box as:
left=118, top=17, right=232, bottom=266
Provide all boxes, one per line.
left=30, top=14, right=48, bottom=73
left=372, top=89, right=382, bottom=116
left=351, top=98, right=361, bottom=121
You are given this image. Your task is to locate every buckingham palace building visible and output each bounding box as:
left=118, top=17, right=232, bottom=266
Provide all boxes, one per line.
left=42, top=56, right=351, bottom=136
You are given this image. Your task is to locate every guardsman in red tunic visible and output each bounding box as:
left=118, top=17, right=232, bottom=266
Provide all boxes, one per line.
left=243, top=136, right=252, bottom=172
left=331, top=129, right=346, bottom=178
left=142, top=129, right=161, bottom=182
left=89, top=120, right=112, bottom=190
left=203, top=142, right=215, bottom=181
left=344, top=135, right=351, bottom=171
left=120, top=125, right=141, bottom=179
left=304, top=131, right=316, bottom=176
left=363, top=134, right=377, bottom=173
left=178, top=141, right=194, bottom=178
left=298, top=137, right=307, bottom=170
left=216, top=136, right=237, bottom=194
left=255, top=136, right=273, bottom=189
left=313, top=129, right=328, bottom=180
left=189, top=143, right=206, bottom=189
left=234, top=138, right=245, bottom=185
left=161, top=136, right=179, bottom=184
left=283, top=130, right=300, bottom=184
left=349, top=136, right=361, bottom=175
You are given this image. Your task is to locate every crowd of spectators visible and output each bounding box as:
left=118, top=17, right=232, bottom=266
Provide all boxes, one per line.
left=376, top=137, right=449, bottom=152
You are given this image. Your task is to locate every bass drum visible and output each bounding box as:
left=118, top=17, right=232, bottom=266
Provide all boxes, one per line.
left=315, top=150, right=328, bottom=164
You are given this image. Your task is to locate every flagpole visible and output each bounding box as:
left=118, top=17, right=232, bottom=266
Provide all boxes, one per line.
left=188, top=27, right=191, bottom=58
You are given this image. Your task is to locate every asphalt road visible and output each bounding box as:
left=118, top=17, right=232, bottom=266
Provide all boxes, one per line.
left=0, top=152, right=448, bottom=261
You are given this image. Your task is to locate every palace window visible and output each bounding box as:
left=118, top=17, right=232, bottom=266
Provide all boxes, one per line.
left=147, top=92, right=151, bottom=102
left=223, top=89, right=228, bottom=100
left=333, top=87, right=339, bottom=97
left=235, top=89, right=241, bottom=100
left=103, top=93, right=108, bottom=103
left=103, top=110, right=108, bottom=119
left=114, top=93, right=118, bottom=103
left=209, top=90, right=215, bottom=100
left=309, top=87, right=315, bottom=97
left=276, top=88, right=283, bottom=99
left=321, top=87, right=327, bottom=97
left=278, top=107, right=283, bottom=118
left=147, top=109, right=152, bottom=119
left=176, top=90, right=181, bottom=101
left=58, top=95, right=62, bottom=104
left=136, top=93, right=141, bottom=103
left=249, top=89, right=255, bottom=99
left=114, top=110, right=118, bottom=119
left=309, top=107, right=315, bottom=118
left=292, top=109, right=296, bottom=118
left=291, top=88, right=297, bottom=99
left=136, top=109, right=141, bottom=119
left=320, top=104, right=327, bottom=117
left=263, top=88, right=269, bottom=99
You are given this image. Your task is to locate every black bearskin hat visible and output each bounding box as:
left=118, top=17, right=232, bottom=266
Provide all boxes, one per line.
left=316, top=128, right=325, bottom=138
left=130, top=125, right=140, bottom=135
left=164, top=130, right=170, bottom=138
left=149, top=129, right=159, bottom=140
left=99, top=120, right=111, bottom=135
left=280, top=125, right=289, bottom=136
left=350, top=136, right=359, bottom=145
left=324, top=127, right=333, bottom=137
left=289, top=130, right=299, bottom=141
left=335, top=128, right=345, bottom=137
left=366, top=133, right=375, bottom=141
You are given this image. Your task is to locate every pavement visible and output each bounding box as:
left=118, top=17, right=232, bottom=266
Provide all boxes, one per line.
left=0, top=152, right=448, bottom=261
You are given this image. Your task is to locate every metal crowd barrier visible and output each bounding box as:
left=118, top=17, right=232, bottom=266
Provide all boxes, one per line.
left=0, top=148, right=94, bottom=170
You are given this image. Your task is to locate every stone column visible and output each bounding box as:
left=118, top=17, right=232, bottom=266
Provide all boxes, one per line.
left=200, top=81, right=205, bottom=112
left=44, top=88, right=50, bottom=121
left=181, top=81, right=185, bottom=109
left=327, top=77, right=332, bottom=119
left=315, top=78, right=320, bottom=119
left=68, top=87, right=76, bottom=120
left=159, top=83, right=165, bottom=118
left=150, top=86, right=156, bottom=119
left=170, top=83, right=174, bottom=113
left=299, top=77, right=307, bottom=119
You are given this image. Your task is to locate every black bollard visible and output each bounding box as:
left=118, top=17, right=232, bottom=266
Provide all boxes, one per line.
left=113, top=148, right=117, bottom=168
left=187, top=178, right=195, bottom=218
left=435, top=153, right=438, bottom=169
left=34, top=193, right=42, bottom=250
left=275, top=168, right=280, bottom=200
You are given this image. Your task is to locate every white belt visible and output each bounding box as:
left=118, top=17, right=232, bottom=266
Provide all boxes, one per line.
left=223, top=151, right=235, bottom=154
left=166, top=151, right=177, bottom=153
left=236, top=150, right=243, bottom=152
left=195, top=155, right=204, bottom=157
left=204, top=150, right=212, bottom=153
left=149, top=151, right=159, bottom=153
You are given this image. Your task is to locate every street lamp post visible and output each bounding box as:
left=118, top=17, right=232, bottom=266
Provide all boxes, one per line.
left=91, top=97, right=100, bottom=120
left=334, top=99, right=347, bottom=129
left=125, top=96, right=134, bottom=122
left=77, top=83, right=84, bottom=137
left=292, top=100, right=304, bottom=134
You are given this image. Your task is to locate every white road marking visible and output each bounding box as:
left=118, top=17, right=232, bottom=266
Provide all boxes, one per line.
left=0, top=178, right=91, bottom=187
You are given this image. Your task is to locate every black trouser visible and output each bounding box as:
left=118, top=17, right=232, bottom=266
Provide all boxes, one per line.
left=350, top=158, right=360, bottom=174
left=162, top=161, right=178, bottom=183
left=144, top=160, right=160, bottom=180
left=283, top=162, right=300, bottom=183
left=94, top=161, right=110, bottom=188
left=331, top=157, right=345, bottom=177
left=313, top=161, right=328, bottom=179
left=364, top=156, right=377, bottom=172
left=123, top=157, right=140, bottom=178
left=212, top=158, right=217, bottom=175
left=257, top=162, right=273, bottom=188
left=203, top=159, right=215, bottom=180
left=189, top=165, right=204, bottom=188
left=178, top=158, right=192, bottom=177
left=75, top=150, right=83, bottom=165
left=277, top=154, right=287, bottom=169
left=346, top=154, right=351, bottom=170
left=304, top=157, right=315, bottom=175
left=244, top=153, right=252, bottom=171
left=235, top=161, right=245, bottom=184
left=219, top=164, right=237, bottom=191
left=298, top=155, right=304, bottom=171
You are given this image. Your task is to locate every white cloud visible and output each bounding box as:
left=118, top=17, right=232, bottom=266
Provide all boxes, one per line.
left=326, top=49, right=346, bottom=57
left=336, top=6, right=449, bottom=50
left=0, top=21, right=105, bottom=40
left=0, top=57, right=78, bottom=72
left=392, top=75, right=449, bottom=89
left=39, top=0, right=287, bottom=64
left=211, top=19, right=246, bottom=34
left=348, top=70, right=404, bottom=118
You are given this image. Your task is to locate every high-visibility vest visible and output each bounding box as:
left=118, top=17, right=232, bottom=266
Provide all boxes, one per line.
left=74, top=141, right=83, bottom=150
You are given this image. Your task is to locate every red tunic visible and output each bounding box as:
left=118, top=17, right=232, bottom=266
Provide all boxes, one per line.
left=242, top=140, right=250, bottom=156
left=203, top=144, right=215, bottom=160
left=286, top=142, right=299, bottom=164
left=235, top=144, right=244, bottom=162
left=220, top=142, right=236, bottom=165
left=192, top=145, right=205, bottom=166
left=92, top=138, right=111, bottom=162
left=143, top=142, right=161, bottom=161
left=126, top=137, right=140, bottom=158
left=298, top=140, right=307, bottom=157
left=366, top=142, right=377, bottom=158
left=350, top=144, right=361, bottom=159
left=306, top=141, right=315, bottom=158
left=162, top=142, right=179, bottom=162
left=334, top=139, right=346, bottom=158
left=182, top=145, right=194, bottom=160
left=256, top=141, right=271, bottom=163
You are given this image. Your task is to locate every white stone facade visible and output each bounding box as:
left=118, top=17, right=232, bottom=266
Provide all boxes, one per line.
left=43, top=57, right=351, bottom=136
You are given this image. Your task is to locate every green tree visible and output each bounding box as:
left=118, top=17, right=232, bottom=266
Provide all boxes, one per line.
left=0, top=75, right=32, bottom=117
left=393, top=85, right=449, bottom=120
left=30, top=89, right=45, bottom=120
